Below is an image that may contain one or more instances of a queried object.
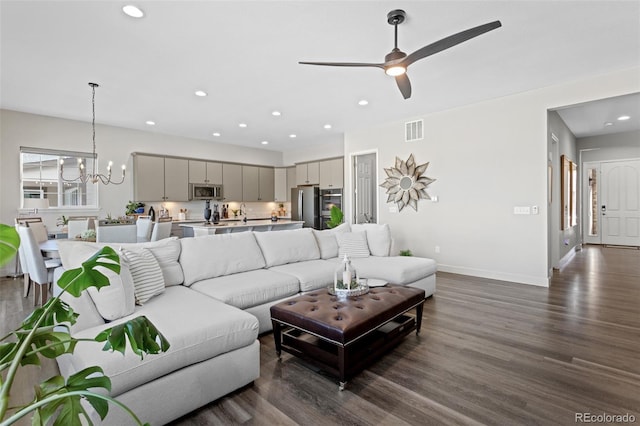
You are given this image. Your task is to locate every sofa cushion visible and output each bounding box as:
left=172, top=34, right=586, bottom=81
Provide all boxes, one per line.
left=121, top=248, right=165, bottom=305
left=180, top=233, right=266, bottom=287
left=312, top=223, right=351, bottom=259
left=253, top=228, right=320, bottom=267
left=351, top=256, right=437, bottom=285
left=336, top=232, right=370, bottom=258
left=56, top=241, right=135, bottom=321
left=351, top=223, right=392, bottom=257
left=270, top=260, right=336, bottom=292
left=57, top=238, right=183, bottom=286
left=57, top=286, right=259, bottom=397
left=86, top=264, right=136, bottom=321
left=190, top=269, right=299, bottom=309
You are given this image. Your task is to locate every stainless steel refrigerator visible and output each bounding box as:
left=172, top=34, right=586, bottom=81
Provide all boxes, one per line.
left=291, top=186, right=320, bottom=229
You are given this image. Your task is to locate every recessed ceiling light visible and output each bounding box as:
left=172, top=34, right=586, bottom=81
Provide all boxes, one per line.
left=358, top=99, right=369, bottom=106
left=122, top=5, right=144, bottom=18
left=272, top=111, right=281, bottom=116
left=194, top=90, right=207, bottom=97
left=289, top=134, right=297, bottom=138
left=604, top=122, right=614, bottom=127
left=261, top=141, right=269, bottom=145
left=323, top=124, right=332, bottom=130
left=212, top=132, right=221, bottom=137
left=145, top=120, right=155, bottom=126
left=617, top=115, right=631, bottom=121
left=239, top=123, right=247, bottom=128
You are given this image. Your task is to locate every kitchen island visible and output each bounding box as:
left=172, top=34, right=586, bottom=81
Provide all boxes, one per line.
left=180, top=219, right=304, bottom=237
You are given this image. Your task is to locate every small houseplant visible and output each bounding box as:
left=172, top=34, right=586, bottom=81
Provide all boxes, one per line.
left=326, top=206, right=344, bottom=229
left=399, top=249, right=413, bottom=256
left=0, top=223, right=169, bottom=425
left=125, top=201, right=145, bottom=216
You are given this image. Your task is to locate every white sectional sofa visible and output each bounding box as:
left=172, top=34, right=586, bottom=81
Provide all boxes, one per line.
left=54, top=223, right=436, bottom=425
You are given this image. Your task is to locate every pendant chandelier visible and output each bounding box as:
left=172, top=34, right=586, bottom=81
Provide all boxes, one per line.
left=59, top=82, right=125, bottom=185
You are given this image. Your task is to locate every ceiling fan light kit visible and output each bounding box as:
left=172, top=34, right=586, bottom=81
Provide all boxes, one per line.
left=299, top=9, right=501, bottom=99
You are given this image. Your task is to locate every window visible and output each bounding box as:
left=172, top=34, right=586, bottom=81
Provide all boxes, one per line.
left=20, top=147, right=98, bottom=208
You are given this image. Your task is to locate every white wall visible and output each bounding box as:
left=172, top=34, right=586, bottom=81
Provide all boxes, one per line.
left=0, top=109, right=283, bottom=230
left=343, top=68, right=640, bottom=287
left=578, top=130, right=640, bottom=162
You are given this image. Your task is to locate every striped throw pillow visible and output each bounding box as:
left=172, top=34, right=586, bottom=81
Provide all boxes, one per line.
left=336, top=232, right=370, bottom=258
left=121, top=248, right=165, bottom=305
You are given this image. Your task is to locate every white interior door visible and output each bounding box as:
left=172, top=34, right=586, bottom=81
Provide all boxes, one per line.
left=601, top=159, right=640, bottom=246
left=353, top=153, right=377, bottom=224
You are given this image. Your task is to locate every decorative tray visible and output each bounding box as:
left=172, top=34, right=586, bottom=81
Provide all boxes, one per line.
left=327, top=283, right=370, bottom=297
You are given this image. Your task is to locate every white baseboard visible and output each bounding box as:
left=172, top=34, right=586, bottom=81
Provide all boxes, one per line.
left=438, top=264, right=549, bottom=287
left=558, top=245, right=579, bottom=270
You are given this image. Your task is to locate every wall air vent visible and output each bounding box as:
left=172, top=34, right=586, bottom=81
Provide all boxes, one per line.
left=405, top=119, right=423, bottom=142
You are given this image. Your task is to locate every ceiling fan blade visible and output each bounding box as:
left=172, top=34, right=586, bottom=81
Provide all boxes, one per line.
left=403, top=20, right=502, bottom=67
left=395, top=73, right=412, bottom=99
left=299, top=61, right=384, bottom=69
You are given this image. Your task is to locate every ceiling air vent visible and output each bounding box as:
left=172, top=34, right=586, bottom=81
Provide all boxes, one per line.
left=405, top=119, right=423, bottom=142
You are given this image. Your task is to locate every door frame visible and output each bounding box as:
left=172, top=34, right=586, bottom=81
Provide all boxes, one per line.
left=582, top=161, right=601, bottom=244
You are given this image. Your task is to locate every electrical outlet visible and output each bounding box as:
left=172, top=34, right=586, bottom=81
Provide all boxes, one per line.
left=532, top=205, right=539, bottom=215
left=435, top=246, right=440, bottom=253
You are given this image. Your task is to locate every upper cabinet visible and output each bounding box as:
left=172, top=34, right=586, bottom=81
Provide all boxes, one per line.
left=189, top=160, right=222, bottom=184
left=296, top=162, right=320, bottom=185
left=287, top=167, right=296, bottom=201
left=319, top=158, right=344, bottom=189
left=274, top=168, right=287, bottom=202
left=242, top=166, right=274, bottom=202
left=134, top=154, right=189, bottom=202
left=222, top=163, right=243, bottom=202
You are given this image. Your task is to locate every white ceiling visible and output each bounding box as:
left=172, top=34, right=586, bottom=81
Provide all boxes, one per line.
left=1, top=1, right=639, bottom=152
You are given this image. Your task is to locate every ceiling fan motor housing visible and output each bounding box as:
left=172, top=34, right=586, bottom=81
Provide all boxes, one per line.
left=387, top=9, right=406, bottom=25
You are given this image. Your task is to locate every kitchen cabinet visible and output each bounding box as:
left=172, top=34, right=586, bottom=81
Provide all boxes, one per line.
left=133, top=154, right=189, bottom=202
left=189, top=160, right=222, bottom=184
left=222, top=163, right=243, bottom=202
left=296, top=162, right=319, bottom=185
left=274, top=168, right=287, bottom=202
left=319, top=158, right=344, bottom=189
left=242, top=166, right=275, bottom=202
left=287, top=166, right=296, bottom=201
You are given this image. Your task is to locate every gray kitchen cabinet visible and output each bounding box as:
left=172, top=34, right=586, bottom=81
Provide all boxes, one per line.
left=274, top=168, right=287, bottom=202
left=319, top=158, right=344, bottom=189
left=287, top=166, right=296, bottom=201
left=133, top=154, right=189, bottom=202
left=295, top=162, right=319, bottom=185
left=222, top=163, right=243, bottom=202
left=189, top=160, right=222, bottom=184
left=242, top=166, right=274, bottom=202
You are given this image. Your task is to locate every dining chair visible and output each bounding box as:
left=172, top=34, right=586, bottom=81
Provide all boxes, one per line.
left=150, top=221, right=172, bottom=241
left=136, top=216, right=154, bottom=242
left=67, top=217, right=90, bottom=239
left=17, top=226, right=62, bottom=305
left=96, top=223, right=137, bottom=243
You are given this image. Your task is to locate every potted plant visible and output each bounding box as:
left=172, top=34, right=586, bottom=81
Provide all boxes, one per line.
left=0, top=223, right=170, bottom=425
left=326, top=205, right=344, bottom=229
left=125, top=201, right=145, bottom=216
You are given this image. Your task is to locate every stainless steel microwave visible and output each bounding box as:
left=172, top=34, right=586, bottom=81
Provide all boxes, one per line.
left=189, top=184, right=223, bottom=200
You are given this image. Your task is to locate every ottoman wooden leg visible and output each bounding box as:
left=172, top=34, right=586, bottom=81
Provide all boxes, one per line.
left=272, top=320, right=282, bottom=358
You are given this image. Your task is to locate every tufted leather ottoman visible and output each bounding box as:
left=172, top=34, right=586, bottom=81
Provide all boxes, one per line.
left=270, top=285, right=425, bottom=390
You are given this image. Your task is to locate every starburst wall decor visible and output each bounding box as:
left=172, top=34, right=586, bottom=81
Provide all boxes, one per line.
left=380, top=154, right=436, bottom=211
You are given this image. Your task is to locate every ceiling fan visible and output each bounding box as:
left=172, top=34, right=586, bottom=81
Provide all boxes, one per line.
left=299, top=10, right=501, bottom=99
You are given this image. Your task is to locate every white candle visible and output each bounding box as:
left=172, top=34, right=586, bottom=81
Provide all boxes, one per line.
left=342, top=270, right=350, bottom=286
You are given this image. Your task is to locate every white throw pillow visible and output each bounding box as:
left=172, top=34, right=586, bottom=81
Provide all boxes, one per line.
left=254, top=228, right=320, bottom=267
left=121, top=248, right=165, bottom=305
left=86, top=264, right=136, bottom=321
left=312, top=223, right=352, bottom=259
left=351, top=223, right=392, bottom=257
left=336, top=232, right=370, bottom=258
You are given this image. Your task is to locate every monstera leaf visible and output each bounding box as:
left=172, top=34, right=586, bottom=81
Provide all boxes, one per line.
left=0, top=224, right=19, bottom=268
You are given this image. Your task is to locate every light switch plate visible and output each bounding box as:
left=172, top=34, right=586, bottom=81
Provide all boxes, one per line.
left=514, top=206, right=531, bottom=215
left=389, top=205, right=398, bottom=213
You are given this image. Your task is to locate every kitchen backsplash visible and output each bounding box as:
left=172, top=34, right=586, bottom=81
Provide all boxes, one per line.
left=145, top=201, right=292, bottom=221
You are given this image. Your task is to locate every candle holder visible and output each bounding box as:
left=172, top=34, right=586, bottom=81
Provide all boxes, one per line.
left=331, top=254, right=369, bottom=298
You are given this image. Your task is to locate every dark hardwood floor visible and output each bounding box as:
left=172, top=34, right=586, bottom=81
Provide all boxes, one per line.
left=2, top=245, right=639, bottom=425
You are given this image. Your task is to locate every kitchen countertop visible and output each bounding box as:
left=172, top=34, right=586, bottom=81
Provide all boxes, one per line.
left=180, top=219, right=303, bottom=229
